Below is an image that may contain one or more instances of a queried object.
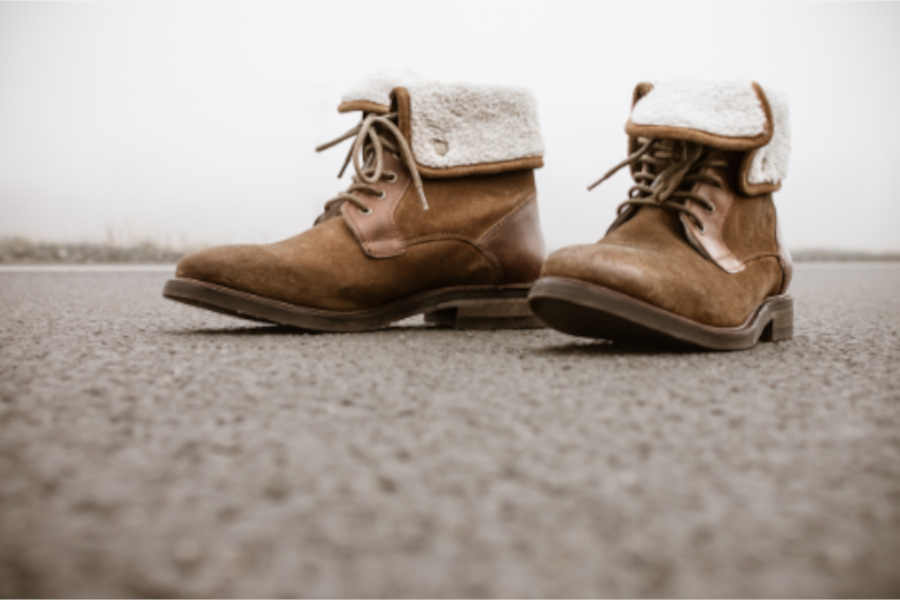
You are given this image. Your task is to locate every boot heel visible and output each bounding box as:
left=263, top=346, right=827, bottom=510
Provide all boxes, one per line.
left=761, top=295, right=794, bottom=342
left=425, top=298, right=545, bottom=330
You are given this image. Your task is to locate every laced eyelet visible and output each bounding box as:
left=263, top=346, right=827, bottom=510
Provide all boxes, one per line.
left=360, top=206, right=372, bottom=215
left=377, top=190, right=386, bottom=199
left=705, top=203, right=716, bottom=214
left=315, top=112, right=428, bottom=213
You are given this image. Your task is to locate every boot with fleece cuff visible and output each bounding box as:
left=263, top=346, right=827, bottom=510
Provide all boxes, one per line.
left=529, top=80, right=793, bottom=350
left=164, top=78, right=547, bottom=331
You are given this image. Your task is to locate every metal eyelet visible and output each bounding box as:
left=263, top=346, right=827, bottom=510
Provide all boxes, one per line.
left=384, top=172, right=398, bottom=183
left=360, top=207, right=372, bottom=215
left=378, top=191, right=386, bottom=199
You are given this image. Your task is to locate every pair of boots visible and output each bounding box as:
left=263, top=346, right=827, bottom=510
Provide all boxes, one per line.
left=164, top=78, right=793, bottom=350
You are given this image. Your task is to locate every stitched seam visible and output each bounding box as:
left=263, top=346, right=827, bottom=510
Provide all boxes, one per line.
left=478, top=193, right=537, bottom=245
left=418, top=157, right=543, bottom=179
left=387, top=176, right=413, bottom=231
left=739, top=252, right=781, bottom=265
left=627, top=122, right=770, bottom=145
left=476, top=194, right=538, bottom=283
left=404, top=234, right=504, bottom=280
left=741, top=253, right=784, bottom=296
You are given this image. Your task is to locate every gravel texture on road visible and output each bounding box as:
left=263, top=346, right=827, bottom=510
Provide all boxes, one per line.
left=1, top=264, right=899, bottom=597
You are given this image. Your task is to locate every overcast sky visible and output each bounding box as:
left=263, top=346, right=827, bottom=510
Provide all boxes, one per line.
left=2, top=0, right=898, bottom=251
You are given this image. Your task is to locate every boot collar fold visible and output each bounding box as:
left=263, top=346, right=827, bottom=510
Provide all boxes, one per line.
left=336, top=74, right=545, bottom=178
left=625, top=80, right=790, bottom=195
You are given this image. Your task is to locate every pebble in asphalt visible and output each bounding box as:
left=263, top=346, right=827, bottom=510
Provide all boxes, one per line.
left=1, top=264, right=899, bottom=597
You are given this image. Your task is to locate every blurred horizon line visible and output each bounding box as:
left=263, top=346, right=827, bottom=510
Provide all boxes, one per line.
left=2, top=236, right=899, bottom=265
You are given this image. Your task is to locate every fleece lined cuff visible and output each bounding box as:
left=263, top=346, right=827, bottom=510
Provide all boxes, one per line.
left=339, top=75, right=545, bottom=177
left=626, top=80, right=790, bottom=191
left=403, top=82, right=544, bottom=172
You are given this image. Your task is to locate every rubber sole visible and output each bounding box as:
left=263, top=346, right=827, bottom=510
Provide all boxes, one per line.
left=163, top=277, right=544, bottom=332
left=528, top=276, right=793, bottom=350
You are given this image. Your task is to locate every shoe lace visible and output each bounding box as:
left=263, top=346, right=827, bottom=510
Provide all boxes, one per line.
left=313, top=112, right=428, bottom=224
left=587, top=138, right=728, bottom=231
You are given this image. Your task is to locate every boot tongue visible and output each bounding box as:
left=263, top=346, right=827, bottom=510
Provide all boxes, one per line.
left=626, top=81, right=773, bottom=151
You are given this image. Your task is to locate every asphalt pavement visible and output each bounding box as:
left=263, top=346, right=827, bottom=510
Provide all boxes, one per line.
left=1, top=264, right=899, bottom=597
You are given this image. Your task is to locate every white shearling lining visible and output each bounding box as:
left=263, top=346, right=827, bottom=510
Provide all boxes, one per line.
left=631, top=81, right=768, bottom=137
left=406, top=82, right=544, bottom=169
left=341, top=69, right=421, bottom=107
left=748, top=87, right=790, bottom=186
left=631, top=80, right=790, bottom=185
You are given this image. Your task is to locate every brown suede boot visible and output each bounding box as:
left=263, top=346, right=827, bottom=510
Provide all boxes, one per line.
left=164, top=80, right=546, bottom=331
left=529, top=81, right=793, bottom=350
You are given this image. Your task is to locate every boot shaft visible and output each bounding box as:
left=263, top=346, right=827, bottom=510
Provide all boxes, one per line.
left=328, top=79, right=546, bottom=283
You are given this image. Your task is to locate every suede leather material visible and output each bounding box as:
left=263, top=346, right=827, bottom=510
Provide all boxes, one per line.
left=396, top=170, right=536, bottom=242
left=339, top=156, right=541, bottom=268
left=341, top=152, right=411, bottom=259
left=176, top=218, right=498, bottom=311
left=543, top=209, right=783, bottom=327
left=478, top=198, right=545, bottom=283
left=681, top=180, right=746, bottom=273
left=678, top=165, right=780, bottom=273
left=541, top=155, right=787, bottom=327
left=175, top=163, right=544, bottom=310
left=394, top=169, right=545, bottom=284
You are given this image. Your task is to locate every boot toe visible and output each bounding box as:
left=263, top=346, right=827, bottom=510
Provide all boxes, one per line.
left=175, top=244, right=276, bottom=293
left=541, top=242, right=710, bottom=322
left=542, top=243, right=656, bottom=296
left=174, top=240, right=358, bottom=311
